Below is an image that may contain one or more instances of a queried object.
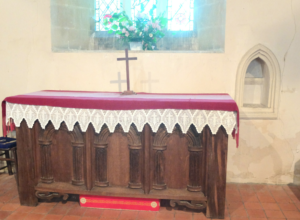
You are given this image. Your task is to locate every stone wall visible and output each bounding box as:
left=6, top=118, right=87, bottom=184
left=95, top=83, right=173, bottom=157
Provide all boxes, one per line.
left=51, top=0, right=95, bottom=50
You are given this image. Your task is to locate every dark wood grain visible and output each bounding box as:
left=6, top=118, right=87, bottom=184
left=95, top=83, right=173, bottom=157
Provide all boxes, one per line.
left=72, top=144, right=84, bottom=185
left=51, top=125, right=73, bottom=183
left=107, top=126, right=129, bottom=186
left=71, top=124, right=85, bottom=186
left=127, top=125, right=142, bottom=189
left=205, top=126, right=228, bottom=219
left=38, top=123, right=55, bottom=184
left=186, top=127, right=202, bottom=192
left=164, top=126, right=189, bottom=189
left=94, top=126, right=110, bottom=187
left=84, top=124, right=93, bottom=190
left=16, top=119, right=228, bottom=219
left=16, top=120, right=38, bottom=206
left=40, top=141, right=53, bottom=183
left=129, top=149, right=142, bottom=188
left=152, top=125, right=168, bottom=190
left=35, top=181, right=207, bottom=201
left=202, top=126, right=208, bottom=196
left=143, top=124, right=151, bottom=194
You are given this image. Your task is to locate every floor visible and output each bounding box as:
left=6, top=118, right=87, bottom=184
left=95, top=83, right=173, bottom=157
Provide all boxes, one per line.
left=0, top=174, right=300, bottom=220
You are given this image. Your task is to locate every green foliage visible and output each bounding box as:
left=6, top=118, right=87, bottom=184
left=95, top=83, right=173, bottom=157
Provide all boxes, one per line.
left=102, top=10, right=168, bottom=51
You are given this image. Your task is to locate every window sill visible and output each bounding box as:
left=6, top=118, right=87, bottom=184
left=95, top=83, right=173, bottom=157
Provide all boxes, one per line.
left=51, top=48, right=225, bottom=53
left=240, top=106, right=278, bottom=120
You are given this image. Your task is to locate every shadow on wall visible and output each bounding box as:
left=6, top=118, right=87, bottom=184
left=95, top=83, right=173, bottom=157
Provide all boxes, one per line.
left=287, top=160, right=300, bottom=203
left=293, top=160, right=300, bottom=185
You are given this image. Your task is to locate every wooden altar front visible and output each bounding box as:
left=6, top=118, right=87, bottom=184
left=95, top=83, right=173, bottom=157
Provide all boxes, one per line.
left=3, top=91, right=239, bottom=219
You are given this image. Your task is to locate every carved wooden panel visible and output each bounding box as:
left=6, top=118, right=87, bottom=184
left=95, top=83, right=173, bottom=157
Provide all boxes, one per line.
left=127, top=125, right=142, bottom=189
left=17, top=114, right=229, bottom=219
left=205, top=126, right=228, bottom=219
left=51, top=128, right=73, bottom=183
left=142, top=124, right=152, bottom=194
left=107, top=125, right=129, bottom=186
left=94, top=126, right=110, bottom=187
left=153, top=151, right=166, bottom=189
left=38, top=123, right=55, bottom=184
left=164, top=126, right=189, bottom=189
left=202, top=126, right=209, bottom=196
left=40, top=141, right=53, bottom=183
left=152, top=125, right=169, bottom=190
left=186, top=126, right=202, bottom=192
left=38, top=122, right=85, bottom=185
left=70, top=124, right=85, bottom=186
left=72, top=144, right=84, bottom=185
left=17, top=120, right=39, bottom=206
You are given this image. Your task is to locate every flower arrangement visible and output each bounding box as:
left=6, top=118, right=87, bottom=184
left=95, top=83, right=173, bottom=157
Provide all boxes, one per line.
left=103, top=10, right=168, bottom=50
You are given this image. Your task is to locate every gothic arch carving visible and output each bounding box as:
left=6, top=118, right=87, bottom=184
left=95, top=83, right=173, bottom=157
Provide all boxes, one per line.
left=94, top=125, right=110, bottom=187
left=127, top=125, right=141, bottom=147
left=186, top=126, right=203, bottom=192
left=235, top=44, right=281, bottom=119
left=39, top=122, right=55, bottom=143
left=186, top=126, right=201, bottom=149
left=39, top=122, right=84, bottom=144
left=38, top=122, right=85, bottom=185
left=152, top=124, right=169, bottom=190
left=127, top=125, right=142, bottom=189
left=94, top=125, right=110, bottom=145
left=153, top=125, right=169, bottom=150
left=70, top=124, right=84, bottom=144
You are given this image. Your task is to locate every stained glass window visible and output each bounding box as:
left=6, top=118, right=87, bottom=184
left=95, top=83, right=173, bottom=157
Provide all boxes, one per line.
left=131, top=0, right=157, bottom=21
left=95, top=0, right=122, bottom=31
left=167, top=0, right=194, bottom=31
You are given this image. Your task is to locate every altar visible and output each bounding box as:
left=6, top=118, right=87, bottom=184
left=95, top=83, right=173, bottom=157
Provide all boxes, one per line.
left=2, top=90, right=239, bottom=219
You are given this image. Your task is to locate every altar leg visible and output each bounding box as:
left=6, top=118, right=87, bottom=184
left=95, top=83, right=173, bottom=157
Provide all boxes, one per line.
left=205, top=126, right=228, bottom=219
left=16, top=121, right=38, bottom=206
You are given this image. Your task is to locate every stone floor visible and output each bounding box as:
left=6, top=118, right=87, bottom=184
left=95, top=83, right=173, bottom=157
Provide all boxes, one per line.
left=0, top=173, right=300, bottom=220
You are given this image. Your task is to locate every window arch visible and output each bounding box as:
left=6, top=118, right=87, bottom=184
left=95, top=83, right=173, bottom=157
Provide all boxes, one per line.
left=235, top=44, right=281, bottom=119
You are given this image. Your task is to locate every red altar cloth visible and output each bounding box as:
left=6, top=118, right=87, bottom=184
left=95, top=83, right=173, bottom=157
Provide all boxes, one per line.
left=2, top=90, right=239, bottom=146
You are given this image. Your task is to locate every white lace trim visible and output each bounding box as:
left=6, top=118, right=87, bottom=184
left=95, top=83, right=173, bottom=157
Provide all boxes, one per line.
left=6, top=102, right=237, bottom=135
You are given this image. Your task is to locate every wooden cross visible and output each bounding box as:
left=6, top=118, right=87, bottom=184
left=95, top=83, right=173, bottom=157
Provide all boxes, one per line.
left=110, top=72, right=126, bottom=92
left=117, top=49, right=137, bottom=95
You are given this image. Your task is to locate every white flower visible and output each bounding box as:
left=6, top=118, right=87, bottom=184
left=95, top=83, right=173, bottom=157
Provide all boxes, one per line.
left=122, top=28, right=126, bottom=33
left=125, top=31, right=129, bottom=37
left=149, top=33, right=153, bottom=37
left=139, top=32, right=142, bottom=36
left=144, top=26, right=149, bottom=32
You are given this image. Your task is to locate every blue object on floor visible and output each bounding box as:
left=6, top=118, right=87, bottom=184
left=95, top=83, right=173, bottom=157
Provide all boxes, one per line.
left=0, top=137, right=17, bottom=149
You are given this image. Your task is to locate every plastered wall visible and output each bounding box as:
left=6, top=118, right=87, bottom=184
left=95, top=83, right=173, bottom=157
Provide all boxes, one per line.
left=0, top=0, right=299, bottom=184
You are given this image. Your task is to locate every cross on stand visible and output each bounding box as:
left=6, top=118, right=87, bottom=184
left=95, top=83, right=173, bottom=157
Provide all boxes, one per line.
left=110, top=72, right=126, bottom=92
left=117, top=49, right=137, bottom=95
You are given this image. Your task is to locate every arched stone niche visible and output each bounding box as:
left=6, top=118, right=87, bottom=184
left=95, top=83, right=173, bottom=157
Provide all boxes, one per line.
left=235, top=44, right=281, bottom=119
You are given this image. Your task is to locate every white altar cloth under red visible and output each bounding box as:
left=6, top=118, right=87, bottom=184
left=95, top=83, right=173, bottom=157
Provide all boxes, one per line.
left=2, top=91, right=239, bottom=147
